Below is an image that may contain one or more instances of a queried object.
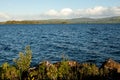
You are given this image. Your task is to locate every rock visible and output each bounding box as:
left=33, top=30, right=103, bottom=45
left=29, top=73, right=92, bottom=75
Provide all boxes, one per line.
left=39, top=61, right=52, bottom=67
left=53, top=62, right=61, bottom=68
left=101, top=58, right=120, bottom=73
left=53, top=61, right=80, bottom=68
left=28, top=67, right=36, bottom=72
left=67, top=61, right=80, bottom=67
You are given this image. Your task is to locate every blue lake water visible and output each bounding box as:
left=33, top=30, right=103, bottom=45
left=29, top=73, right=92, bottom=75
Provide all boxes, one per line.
left=0, top=24, right=120, bottom=66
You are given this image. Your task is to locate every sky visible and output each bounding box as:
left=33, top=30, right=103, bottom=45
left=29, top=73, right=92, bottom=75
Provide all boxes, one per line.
left=0, top=0, right=120, bottom=21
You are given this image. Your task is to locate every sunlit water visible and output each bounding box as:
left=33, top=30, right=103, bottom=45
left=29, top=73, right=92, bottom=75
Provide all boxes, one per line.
left=0, top=24, right=120, bottom=66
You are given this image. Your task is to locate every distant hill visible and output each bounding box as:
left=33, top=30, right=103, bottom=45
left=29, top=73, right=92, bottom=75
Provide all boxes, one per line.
left=68, top=16, right=120, bottom=24
left=0, top=16, right=120, bottom=24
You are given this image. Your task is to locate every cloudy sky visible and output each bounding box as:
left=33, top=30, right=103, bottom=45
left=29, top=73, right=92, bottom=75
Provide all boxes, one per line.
left=0, top=0, right=120, bottom=21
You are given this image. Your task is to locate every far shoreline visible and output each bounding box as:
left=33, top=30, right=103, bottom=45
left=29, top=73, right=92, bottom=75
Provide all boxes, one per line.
left=0, top=16, right=120, bottom=24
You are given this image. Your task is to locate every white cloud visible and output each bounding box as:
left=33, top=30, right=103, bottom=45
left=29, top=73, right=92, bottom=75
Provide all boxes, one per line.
left=44, top=6, right=120, bottom=19
left=60, top=8, right=73, bottom=16
left=45, top=9, right=58, bottom=16
left=111, top=7, right=120, bottom=15
left=74, top=6, right=106, bottom=17
left=0, top=13, right=10, bottom=21
left=0, top=6, right=120, bottom=21
left=44, top=8, right=73, bottom=19
left=74, top=6, right=120, bottom=18
left=86, top=6, right=107, bottom=15
left=44, top=8, right=70, bottom=18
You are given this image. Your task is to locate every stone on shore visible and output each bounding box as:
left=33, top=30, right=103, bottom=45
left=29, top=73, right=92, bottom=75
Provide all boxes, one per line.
left=101, top=58, right=120, bottom=73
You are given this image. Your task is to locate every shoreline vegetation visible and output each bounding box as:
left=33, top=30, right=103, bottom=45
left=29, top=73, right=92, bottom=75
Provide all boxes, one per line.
left=0, top=16, right=120, bottom=24
left=0, top=46, right=120, bottom=80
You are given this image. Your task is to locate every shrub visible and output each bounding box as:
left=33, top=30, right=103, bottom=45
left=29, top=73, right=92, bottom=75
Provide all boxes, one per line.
left=1, top=62, right=10, bottom=79
left=38, top=61, right=48, bottom=79
left=28, top=69, right=38, bottom=80
left=58, top=61, right=71, bottom=79
left=47, top=64, right=57, bottom=80
left=79, top=63, right=99, bottom=79
left=1, top=62, right=19, bottom=80
left=13, top=46, right=32, bottom=80
left=14, top=46, right=32, bottom=72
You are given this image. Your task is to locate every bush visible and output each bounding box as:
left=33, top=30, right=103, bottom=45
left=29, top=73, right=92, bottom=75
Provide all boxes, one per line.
left=13, top=46, right=32, bottom=80
left=14, top=46, right=32, bottom=72
left=37, top=62, right=46, bottom=79
left=58, top=61, right=71, bottom=79
left=28, top=69, right=38, bottom=80
left=1, top=46, right=119, bottom=80
left=47, top=64, right=58, bottom=80
left=79, top=63, right=99, bottom=79
left=1, top=62, right=19, bottom=80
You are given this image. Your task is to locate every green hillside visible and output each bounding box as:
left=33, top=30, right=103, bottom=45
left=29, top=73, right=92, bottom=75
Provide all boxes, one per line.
left=0, top=16, right=120, bottom=24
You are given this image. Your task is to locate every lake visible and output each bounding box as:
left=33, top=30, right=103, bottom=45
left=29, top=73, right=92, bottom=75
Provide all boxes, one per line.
left=0, top=24, right=120, bottom=66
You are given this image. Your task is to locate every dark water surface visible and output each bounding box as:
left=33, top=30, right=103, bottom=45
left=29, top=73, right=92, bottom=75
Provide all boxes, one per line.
left=0, top=24, right=120, bottom=66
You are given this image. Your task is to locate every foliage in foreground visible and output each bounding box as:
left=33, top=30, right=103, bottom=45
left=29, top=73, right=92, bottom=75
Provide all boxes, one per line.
left=0, top=46, right=120, bottom=80
left=14, top=46, right=32, bottom=72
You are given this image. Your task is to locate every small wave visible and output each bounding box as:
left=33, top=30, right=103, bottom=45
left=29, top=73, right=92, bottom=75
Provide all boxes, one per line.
left=85, top=59, right=97, bottom=63
left=109, top=51, right=120, bottom=55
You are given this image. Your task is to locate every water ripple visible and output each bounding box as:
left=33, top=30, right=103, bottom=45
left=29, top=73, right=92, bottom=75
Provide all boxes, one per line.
left=0, top=24, right=120, bottom=66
